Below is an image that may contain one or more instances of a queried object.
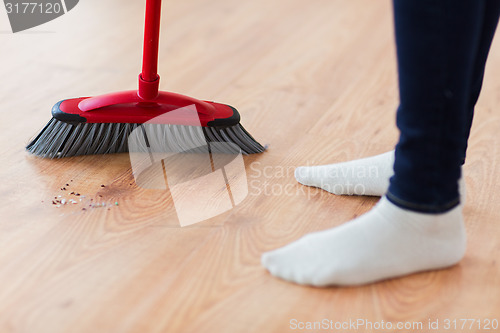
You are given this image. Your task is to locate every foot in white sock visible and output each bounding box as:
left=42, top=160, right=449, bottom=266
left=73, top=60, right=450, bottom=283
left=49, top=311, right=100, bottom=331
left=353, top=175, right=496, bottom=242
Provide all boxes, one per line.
left=261, top=197, right=466, bottom=286
left=295, top=150, right=466, bottom=203
left=295, top=151, right=395, bottom=196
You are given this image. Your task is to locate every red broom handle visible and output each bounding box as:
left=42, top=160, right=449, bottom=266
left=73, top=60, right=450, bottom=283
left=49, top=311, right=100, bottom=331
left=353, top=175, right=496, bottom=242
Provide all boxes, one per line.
left=139, top=0, right=162, bottom=99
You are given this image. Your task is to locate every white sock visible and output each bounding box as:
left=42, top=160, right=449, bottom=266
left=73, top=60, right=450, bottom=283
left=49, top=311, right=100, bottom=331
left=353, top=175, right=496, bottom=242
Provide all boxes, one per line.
left=295, top=151, right=395, bottom=196
left=295, top=150, right=466, bottom=203
left=261, top=197, right=466, bottom=286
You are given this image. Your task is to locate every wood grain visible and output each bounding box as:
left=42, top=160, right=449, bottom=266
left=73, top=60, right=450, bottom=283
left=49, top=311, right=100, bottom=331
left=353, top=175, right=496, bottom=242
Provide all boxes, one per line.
left=1, top=0, right=500, bottom=332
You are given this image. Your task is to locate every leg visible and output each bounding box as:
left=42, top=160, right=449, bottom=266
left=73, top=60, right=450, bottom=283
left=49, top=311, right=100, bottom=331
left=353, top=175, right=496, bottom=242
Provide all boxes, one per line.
left=388, top=0, right=487, bottom=212
left=295, top=2, right=500, bottom=198
left=462, top=1, right=500, bottom=162
left=262, top=0, right=499, bottom=286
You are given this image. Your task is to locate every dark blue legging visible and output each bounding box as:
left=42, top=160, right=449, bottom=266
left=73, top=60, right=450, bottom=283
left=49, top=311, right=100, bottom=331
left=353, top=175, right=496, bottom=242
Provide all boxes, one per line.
left=387, top=0, right=500, bottom=213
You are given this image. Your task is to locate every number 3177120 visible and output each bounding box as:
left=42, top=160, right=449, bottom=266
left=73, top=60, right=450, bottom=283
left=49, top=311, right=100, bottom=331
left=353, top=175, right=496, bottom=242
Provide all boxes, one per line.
left=5, top=2, right=63, bottom=14
left=443, top=319, right=499, bottom=330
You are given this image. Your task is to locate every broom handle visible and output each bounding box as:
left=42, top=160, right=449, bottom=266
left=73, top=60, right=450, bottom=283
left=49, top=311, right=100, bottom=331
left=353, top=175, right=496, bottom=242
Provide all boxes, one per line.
left=139, top=0, right=162, bottom=99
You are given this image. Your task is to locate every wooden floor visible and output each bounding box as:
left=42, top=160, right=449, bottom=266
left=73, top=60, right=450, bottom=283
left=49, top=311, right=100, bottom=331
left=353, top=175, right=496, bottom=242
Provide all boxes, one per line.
left=1, top=0, right=500, bottom=332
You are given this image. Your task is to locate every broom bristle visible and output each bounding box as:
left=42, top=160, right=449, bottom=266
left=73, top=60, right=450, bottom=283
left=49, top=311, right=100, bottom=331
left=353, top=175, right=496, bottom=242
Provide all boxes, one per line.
left=26, top=118, right=266, bottom=158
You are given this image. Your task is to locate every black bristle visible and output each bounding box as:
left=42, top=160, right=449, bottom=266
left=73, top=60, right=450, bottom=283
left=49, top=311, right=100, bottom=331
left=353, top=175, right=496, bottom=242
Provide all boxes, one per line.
left=26, top=118, right=265, bottom=158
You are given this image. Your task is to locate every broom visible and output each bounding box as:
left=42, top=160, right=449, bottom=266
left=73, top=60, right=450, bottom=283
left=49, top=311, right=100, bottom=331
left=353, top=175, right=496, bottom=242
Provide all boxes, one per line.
left=26, top=0, right=265, bottom=158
